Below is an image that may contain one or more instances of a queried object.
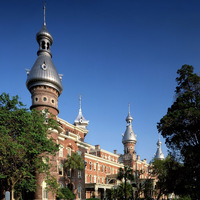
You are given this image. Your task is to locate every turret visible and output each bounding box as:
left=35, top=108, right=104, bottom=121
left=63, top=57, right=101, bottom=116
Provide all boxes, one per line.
left=26, top=5, right=63, bottom=116
left=122, top=104, right=137, bottom=155
left=74, top=95, right=89, bottom=136
left=155, top=135, right=165, bottom=160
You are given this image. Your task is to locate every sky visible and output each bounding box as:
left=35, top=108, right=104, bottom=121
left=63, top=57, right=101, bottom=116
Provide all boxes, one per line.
left=0, top=0, right=200, bottom=163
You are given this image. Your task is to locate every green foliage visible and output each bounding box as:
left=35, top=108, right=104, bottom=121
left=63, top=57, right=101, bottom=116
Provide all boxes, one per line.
left=86, top=198, right=100, bottom=200
left=56, top=187, right=75, bottom=200
left=109, top=183, right=133, bottom=200
left=117, top=166, right=134, bottom=200
left=0, top=93, right=59, bottom=198
left=157, top=65, right=200, bottom=198
left=64, top=152, right=84, bottom=170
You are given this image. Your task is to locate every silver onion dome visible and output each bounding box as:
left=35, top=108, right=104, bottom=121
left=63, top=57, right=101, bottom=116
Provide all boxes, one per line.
left=155, top=138, right=165, bottom=160
left=122, top=105, right=137, bottom=144
left=26, top=19, right=63, bottom=95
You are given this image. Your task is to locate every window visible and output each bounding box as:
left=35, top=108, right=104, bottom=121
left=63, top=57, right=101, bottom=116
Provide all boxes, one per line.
left=90, top=162, right=92, bottom=170
left=102, top=177, right=104, bottom=184
left=98, top=163, right=100, bottom=171
left=90, top=175, right=92, bottom=183
left=67, top=147, right=71, bottom=157
left=59, top=164, right=63, bottom=176
left=94, top=163, right=96, bottom=171
left=78, top=170, right=81, bottom=179
left=98, top=177, right=100, bottom=183
left=78, top=184, right=81, bottom=199
left=42, top=181, right=48, bottom=200
left=42, top=41, right=45, bottom=49
left=109, top=167, right=111, bottom=174
left=102, top=165, right=104, bottom=172
left=105, top=166, right=107, bottom=173
left=59, top=145, right=63, bottom=157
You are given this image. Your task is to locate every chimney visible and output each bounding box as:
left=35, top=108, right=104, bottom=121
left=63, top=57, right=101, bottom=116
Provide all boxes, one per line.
left=95, top=145, right=100, bottom=150
left=114, top=150, right=117, bottom=154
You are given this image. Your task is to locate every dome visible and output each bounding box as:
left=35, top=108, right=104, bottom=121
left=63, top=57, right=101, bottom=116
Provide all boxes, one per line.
left=36, top=25, right=53, bottom=45
left=155, top=138, right=165, bottom=160
left=126, top=112, right=133, bottom=123
left=122, top=124, right=137, bottom=144
left=26, top=54, right=63, bottom=95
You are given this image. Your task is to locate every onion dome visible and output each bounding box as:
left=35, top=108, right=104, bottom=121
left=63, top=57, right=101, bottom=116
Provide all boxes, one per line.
left=155, top=137, right=165, bottom=160
left=74, top=95, right=89, bottom=130
left=26, top=5, right=63, bottom=95
left=122, top=104, right=137, bottom=144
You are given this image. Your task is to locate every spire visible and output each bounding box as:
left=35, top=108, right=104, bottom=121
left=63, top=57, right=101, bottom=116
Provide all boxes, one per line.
left=126, top=103, right=133, bottom=124
left=74, top=95, right=89, bottom=130
left=122, top=103, right=137, bottom=144
left=43, top=1, right=46, bottom=26
left=79, top=94, right=82, bottom=112
left=155, top=134, right=165, bottom=160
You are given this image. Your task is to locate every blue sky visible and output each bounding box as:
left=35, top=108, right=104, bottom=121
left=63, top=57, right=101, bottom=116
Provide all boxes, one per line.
left=1, top=0, right=200, bottom=162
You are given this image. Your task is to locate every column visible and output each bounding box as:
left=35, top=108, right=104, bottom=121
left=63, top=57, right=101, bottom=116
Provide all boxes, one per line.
left=104, top=188, right=106, bottom=200
left=95, top=185, right=98, bottom=198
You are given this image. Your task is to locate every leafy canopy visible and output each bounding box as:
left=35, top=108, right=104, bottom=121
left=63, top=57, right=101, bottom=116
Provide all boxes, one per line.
left=157, top=65, right=200, bottom=198
left=0, top=93, right=59, bottom=198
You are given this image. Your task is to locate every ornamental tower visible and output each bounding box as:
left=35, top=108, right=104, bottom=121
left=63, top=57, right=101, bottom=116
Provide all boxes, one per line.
left=122, top=104, right=137, bottom=165
left=74, top=95, right=89, bottom=136
left=155, top=134, right=165, bottom=160
left=26, top=5, right=63, bottom=117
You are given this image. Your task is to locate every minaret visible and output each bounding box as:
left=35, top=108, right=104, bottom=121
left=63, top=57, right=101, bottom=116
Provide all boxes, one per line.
left=74, top=95, right=89, bottom=135
left=26, top=4, right=63, bottom=117
left=155, top=134, right=165, bottom=160
left=122, top=104, right=137, bottom=164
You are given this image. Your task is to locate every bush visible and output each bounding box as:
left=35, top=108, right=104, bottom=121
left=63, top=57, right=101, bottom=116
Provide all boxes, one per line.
left=56, top=188, right=75, bottom=200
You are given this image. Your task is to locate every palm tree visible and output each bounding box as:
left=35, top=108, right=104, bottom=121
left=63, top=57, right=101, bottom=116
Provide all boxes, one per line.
left=117, top=166, right=134, bottom=200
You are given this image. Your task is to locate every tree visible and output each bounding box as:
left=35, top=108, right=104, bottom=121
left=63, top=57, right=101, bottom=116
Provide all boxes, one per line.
left=64, top=152, right=85, bottom=171
left=117, top=166, right=134, bottom=200
left=0, top=93, right=59, bottom=200
left=157, top=65, right=200, bottom=198
left=56, top=187, right=75, bottom=200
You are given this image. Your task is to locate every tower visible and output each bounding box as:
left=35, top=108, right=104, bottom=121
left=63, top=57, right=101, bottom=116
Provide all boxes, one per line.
left=155, top=134, right=165, bottom=160
left=26, top=5, right=63, bottom=117
left=74, top=95, right=89, bottom=136
left=122, top=104, right=137, bottom=165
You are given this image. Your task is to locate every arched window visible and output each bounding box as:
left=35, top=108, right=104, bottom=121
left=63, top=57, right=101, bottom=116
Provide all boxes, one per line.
left=42, top=181, right=48, bottom=200
left=67, top=147, right=71, bottom=157
left=59, top=163, right=63, bottom=176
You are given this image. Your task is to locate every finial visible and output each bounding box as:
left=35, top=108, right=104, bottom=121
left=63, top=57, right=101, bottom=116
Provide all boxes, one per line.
left=128, top=103, right=130, bottom=113
left=79, top=94, right=82, bottom=111
left=43, top=1, right=46, bottom=26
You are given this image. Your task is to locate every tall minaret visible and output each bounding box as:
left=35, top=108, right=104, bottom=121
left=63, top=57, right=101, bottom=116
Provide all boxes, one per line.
left=122, top=104, right=137, bottom=164
left=74, top=95, right=89, bottom=136
left=155, top=134, right=165, bottom=160
left=26, top=4, right=63, bottom=117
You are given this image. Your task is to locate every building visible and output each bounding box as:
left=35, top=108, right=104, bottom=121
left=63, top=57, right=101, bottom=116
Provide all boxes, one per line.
left=25, top=5, right=164, bottom=200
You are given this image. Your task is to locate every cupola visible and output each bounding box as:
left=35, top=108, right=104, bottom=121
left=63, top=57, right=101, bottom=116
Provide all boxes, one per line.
left=74, top=95, right=89, bottom=133
left=155, top=135, right=165, bottom=160
left=122, top=104, right=137, bottom=144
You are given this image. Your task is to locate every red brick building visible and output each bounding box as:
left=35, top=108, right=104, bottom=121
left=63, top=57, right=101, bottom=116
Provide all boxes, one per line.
left=25, top=6, right=163, bottom=200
